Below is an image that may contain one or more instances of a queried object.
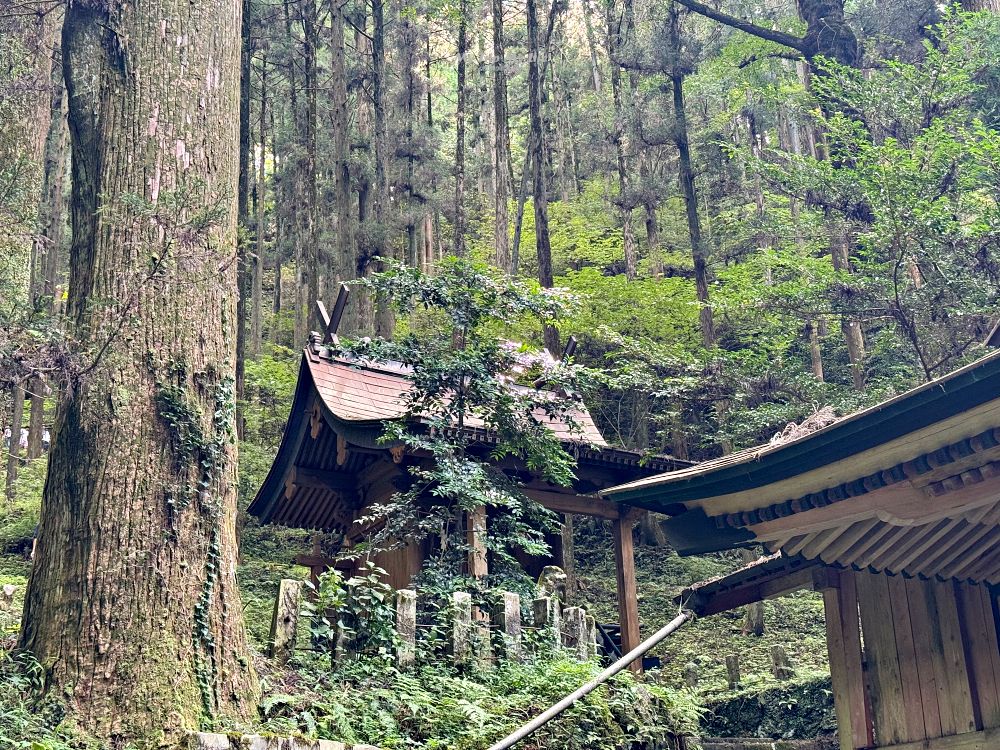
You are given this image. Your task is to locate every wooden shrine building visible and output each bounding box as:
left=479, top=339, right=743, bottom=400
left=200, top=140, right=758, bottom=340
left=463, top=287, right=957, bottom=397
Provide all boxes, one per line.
left=249, top=334, right=688, bottom=656
left=603, top=350, right=1000, bottom=750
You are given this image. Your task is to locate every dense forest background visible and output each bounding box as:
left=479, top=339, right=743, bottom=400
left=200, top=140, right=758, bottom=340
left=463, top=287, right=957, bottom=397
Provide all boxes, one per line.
left=4, top=0, right=1000, bottom=747
left=6, top=0, right=1000, bottom=462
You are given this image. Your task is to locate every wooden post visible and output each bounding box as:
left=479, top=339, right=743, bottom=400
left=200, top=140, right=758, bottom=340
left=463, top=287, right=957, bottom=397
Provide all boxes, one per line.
left=268, top=579, right=304, bottom=663
left=770, top=644, right=794, bottom=680
left=493, top=591, right=522, bottom=659
left=396, top=589, right=417, bottom=668
left=453, top=591, right=472, bottom=665
left=725, top=653, right=741, bottom=690
left=467, top=506, right=488, bottom=579
left=612, top=508, right=641, bottom=672
left=823, top=570, right=873, bottom=750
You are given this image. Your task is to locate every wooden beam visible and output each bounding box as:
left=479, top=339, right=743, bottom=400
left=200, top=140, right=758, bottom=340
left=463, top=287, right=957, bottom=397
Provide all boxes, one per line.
left=286, top=466, right=357, bottom=493
left=692, top=565, right=820, bottom=616
left=612, top=512, right=641, bottom=672
left=751, top=478, right=1000, bottom=543
left=523, top=489, right=622, bottom=520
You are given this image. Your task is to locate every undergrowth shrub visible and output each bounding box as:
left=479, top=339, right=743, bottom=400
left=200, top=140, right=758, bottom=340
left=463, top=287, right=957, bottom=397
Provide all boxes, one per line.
left=257, top=650, right=701, bottom=749
left=0, top=652, right=94, bottom=750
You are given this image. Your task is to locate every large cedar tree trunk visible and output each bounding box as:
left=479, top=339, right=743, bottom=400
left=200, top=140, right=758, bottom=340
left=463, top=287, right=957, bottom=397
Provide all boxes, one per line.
left=21, top=1, right=257, bottom=743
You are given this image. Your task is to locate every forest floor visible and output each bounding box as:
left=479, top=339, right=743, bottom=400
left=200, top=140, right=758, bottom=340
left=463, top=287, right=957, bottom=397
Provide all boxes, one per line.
left=0, top=460, right=835, bottom=745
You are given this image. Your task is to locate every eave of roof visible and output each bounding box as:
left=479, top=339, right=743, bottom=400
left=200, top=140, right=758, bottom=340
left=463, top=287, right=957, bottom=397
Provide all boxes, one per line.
left=248, top=347, right=690, bottom=527
left=602, top=348, right=1000, bottom=512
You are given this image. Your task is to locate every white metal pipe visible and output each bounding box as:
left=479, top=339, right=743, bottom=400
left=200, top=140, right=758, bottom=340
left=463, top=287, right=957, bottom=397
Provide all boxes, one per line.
left=486, top=609, right=694, bottom=750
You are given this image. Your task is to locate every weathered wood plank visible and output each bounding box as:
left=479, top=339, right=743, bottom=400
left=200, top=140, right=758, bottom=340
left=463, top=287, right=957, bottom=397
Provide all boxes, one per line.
left=957, top=582, right=1000, bottom=729
left=931, top=578, right=977, bottom=736
left=977, top=584, right=1000, bottom=724
left=824, top=571, right=871, bottom=750
left=857, top=571, right=908, bottom=746
left=888, top=574, right=928, bottom=742
left=877, top=727, right=1000, bottom=749
left=906, top=576, right=944, bottom=740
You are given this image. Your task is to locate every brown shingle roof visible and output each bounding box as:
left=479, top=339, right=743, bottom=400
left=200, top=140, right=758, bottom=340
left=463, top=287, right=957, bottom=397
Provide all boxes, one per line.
left=306, top=344, right=608, bottom=445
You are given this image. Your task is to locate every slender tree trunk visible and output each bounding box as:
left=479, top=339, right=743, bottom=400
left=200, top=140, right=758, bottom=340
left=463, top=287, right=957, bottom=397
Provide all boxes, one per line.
left=528, top=0, right=559, bottom=354
left=236, top=0, right=253, bottom=439
left=403, top=11, right=419, bottom=267
left=512, top=0, right=563, bottom=272
left=668, top=4, right=714, bottom=347
left=606, top=0, right=638, bottom=280
left=35, top=37, right=68, bottom=312
left=740, top=548, right=765, bottom=635
left=354, top=4, right=375, bottom=334
left=328, top=0, right=354, bottom=330
left=372, top=0, right=393, bottom=338
left=455, top=0, right=468, bottom=256
left=21, top=1, right=257, bottom=741
left=252, top=48, right=267, bottom=358
left=582, top=0, right=603, bottom=93
left=831, top=225, right=866, bottom=389
left=492, top=0, right=512, bottom=272
left=5, top=381, right=25, bottom=502
left=474, top=14, right=493, bottom=202
left=26, top=378, right=45, bottom=459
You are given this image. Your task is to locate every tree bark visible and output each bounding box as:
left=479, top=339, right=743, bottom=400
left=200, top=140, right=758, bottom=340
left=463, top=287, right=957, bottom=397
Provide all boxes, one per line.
left=491, top=0, right=513, bottom=272
left=293, top=0, right=320, bottom=347
left=739, top=548, right=765, bottom=636
left=372, top=0, right=394, bottom=338
left=528, top=0, right=559, bottom=354
left=21, top=1, right=257, bottom=741
left=668, top=5, right=714, bottom=347
left=5, top=381, right=25, bottom=501
left=329, top=0, right=354, bottom=330
left=252, top=46, right=267, bottom=358
left=606, top=0, right=638, bottom=280
left=582, top=0, right=603, bottom=93
left=354, top=4, right=375, bottom=334
left=26, top=377, right=45, bottom=459
left=236, top=0, right=253, bottom=439
left=455, top=0, right=468, bottom=256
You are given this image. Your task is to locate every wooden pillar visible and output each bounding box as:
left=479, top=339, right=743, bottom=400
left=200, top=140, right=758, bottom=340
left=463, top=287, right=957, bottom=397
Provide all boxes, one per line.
left=612, top=507, right=641, bottom=672
left=467, top=505, right=488, bottom=579
left=822, top=570, right=872, bottom=750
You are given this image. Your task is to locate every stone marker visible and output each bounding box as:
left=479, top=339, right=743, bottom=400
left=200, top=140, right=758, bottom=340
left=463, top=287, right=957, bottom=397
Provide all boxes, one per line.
left=725, top=653, right=741, bottom=690
left=452, top=591, right=472, bottom=665
left=562, top=606, right=587, bottom=659
left=585, top=615, right=598, bottom=659
left=684, top=661, right=699, bottom=688
left=269, top=578, right=304, bottom=664
left=770, top=644, right=794, bottom=680
left=395, top=589, right=417, bottom=668
left=493, top=591, right=522, bottom=659
left=533, top=595, right=561, bottom=647
left=0, top=583, right=15, bottom=611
